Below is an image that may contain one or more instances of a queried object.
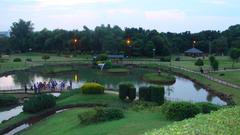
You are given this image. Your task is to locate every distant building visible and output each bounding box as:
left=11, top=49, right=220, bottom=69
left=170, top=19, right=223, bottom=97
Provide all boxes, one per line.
left=0, top=31, right=10, bottom=38
left=184, top=47, right=203, bottom=57
left=108, top=54, right=125, bottom=64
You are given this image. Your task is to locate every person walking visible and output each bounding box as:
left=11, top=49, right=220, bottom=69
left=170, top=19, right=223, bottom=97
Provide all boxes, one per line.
left=24, top=84, right=27, bottom=94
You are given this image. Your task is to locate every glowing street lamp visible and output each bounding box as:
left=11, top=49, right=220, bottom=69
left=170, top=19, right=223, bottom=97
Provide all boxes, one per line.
left=126, top=39, right=131, bottom=46
left=193, top=40, right=196, bottom=47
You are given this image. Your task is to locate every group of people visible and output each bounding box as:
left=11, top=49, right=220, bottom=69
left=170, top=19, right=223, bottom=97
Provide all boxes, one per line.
left=25, top=80, right=72, bottom=94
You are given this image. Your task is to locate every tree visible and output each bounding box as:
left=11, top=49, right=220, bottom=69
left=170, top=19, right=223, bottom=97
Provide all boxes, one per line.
left=209, top=56, right=219, bottom=71
left=10, top=19, right=34, bottom=52
left=212, top=60, right=219, bottom=71
left=229, top=48, right=240, bottom=68
left=42, top=55, right=50, bottom=63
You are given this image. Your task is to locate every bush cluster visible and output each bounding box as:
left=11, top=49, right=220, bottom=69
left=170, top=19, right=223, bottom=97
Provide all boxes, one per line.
left=81, top=82, right=105, bottom=94
left=119, top=83, right=136, bottom=101
left=13, top=58, right=22, bottom=62
left=0, top=95, right=18, bottom=107
left=23, top=94, right=56, bottom=113
left=78, top=107, right=124, bottom=124
left=25, top=58, right=32, bottom=62
left=195, top=102, right=220, bottom=114
left=160, top=56, right=171, bottom=62
left=139, top=86, right=165, bottom=104
left=162, top=102, right=221, bottom=121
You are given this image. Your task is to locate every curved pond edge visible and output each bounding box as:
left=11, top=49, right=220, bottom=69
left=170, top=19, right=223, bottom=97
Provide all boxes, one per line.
left=0, top=103, right=106, bottom=135
left=137, top=65, right=235, bottom=105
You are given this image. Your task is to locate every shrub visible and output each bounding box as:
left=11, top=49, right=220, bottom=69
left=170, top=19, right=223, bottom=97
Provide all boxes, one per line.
left=175, top=57, right=180, bottom=61
left=0, top=95, right=18, bottom=107
left=195, top=102, right=221, bottom=114
left=128, top=87, right=136, bottom=101
left=23, top=94, right=56, bottom=113
left=162, top=102, right=201, bottom=121
left=96, top=54, right=108, bottom=61
left=13, top=58, right=22, bottom=62
left=139, top=87, right=151, bottom=101
left=42, top=55, right=50, bottom=62
left=78, top=107, right=124, bottom=124
left=118, top=83, right=136, bottom=101
left=195, top=59, right=204, bottom=66
left=25, top=58, right=32, bottom=62
left=104, top=61, right=112, bottom=69
left=160, top=56, right=171, bottom=62
left=149, top=86, right=165, bottom=105
left=81, top=82, right=104, bottom=94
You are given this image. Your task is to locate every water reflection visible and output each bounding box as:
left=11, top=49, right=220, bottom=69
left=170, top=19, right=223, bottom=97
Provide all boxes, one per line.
left=0, top=66, right=226, bottom=105
left=0, top=106, right=23, bottom=123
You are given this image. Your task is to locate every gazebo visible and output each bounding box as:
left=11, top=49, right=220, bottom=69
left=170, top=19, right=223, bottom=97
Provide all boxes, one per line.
left=184, top=47, right=203, bottom=57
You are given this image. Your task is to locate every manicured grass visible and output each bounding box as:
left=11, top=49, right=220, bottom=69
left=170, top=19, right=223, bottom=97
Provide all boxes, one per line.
left=210, top=71, right=240, bottom=85
left=142, top=73, right=176, bottom=84
left=0, top=53, right=91, bottom=74
left=20, top=108, right=173, bottom=135
left=145, top=106, right=240, bottom=135
left=39, top=66, right=76, bottom=74
left=57, top=93, right=124, bottom=107
left=106, top=68, right=130, bottom=73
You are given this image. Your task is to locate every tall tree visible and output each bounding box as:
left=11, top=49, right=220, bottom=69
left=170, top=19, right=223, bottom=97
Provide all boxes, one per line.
left=10, top=19, right=34, bottom=52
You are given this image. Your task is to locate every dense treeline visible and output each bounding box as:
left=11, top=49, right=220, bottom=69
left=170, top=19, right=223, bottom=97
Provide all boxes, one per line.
left=0, top=19, right=240, bottom=57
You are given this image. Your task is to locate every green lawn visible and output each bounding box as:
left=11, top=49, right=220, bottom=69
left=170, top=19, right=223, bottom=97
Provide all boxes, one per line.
left=210, top=71, right=240, bottom=85
left=0, top=53, right=91, bottom=74
left=19, top=108, right=172, bottom=135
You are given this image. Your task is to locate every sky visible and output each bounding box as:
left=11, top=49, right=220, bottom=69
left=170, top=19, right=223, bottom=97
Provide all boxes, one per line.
left=0, top=0, right=240, bottom=33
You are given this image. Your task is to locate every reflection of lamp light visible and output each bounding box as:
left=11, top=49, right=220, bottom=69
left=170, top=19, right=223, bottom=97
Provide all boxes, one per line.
left=74, top=75, right=78, bottom=81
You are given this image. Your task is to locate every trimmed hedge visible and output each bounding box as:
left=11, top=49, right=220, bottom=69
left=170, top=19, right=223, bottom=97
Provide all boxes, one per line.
left=81, top=83, right=104, bottom=94
left=13, top=58, right=22, bottom=62
left=23, top=94, right=56, bottom=113
left=0, top=94, right=18, bottom=107
left=139, top=87, right=151, bottom=101
left=150, top=86, right=164, bottom=104
left=139, top=86, right=165, bottom=104
left=78, top=107, right=124, bottom=124
left=162, top=102, right=201, bottom=121
left=118, top=83, right=136, bottom=101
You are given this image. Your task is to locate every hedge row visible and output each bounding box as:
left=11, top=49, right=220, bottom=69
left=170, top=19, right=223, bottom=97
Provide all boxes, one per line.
left=161, top=102, right=221, bottom=121
left=139, top=86, right=165, bottom=104
left=119, top=83, right=136, bottom=101
left=23, top=94, right=56, bottom=113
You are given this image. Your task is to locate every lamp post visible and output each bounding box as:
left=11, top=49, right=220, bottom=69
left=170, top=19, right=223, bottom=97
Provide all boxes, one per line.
left=126, top=38, right=132, bottom=57
left=208, top=37, right=212, bottom=56
left=152, top=48, right=156, bottom=58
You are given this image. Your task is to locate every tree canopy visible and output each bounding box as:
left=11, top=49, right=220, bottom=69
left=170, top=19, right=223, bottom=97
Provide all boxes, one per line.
left=0, top=19, right=240, bottom=57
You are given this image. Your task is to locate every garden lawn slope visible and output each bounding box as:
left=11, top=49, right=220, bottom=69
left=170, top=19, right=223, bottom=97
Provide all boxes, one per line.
left=145, top=106, right=240, bottom=135
left=20, top=109, right=173, bottom=135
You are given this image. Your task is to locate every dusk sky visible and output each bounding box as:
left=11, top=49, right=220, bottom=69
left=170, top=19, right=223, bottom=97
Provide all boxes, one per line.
left=1, top=0, right=240, bottom=33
